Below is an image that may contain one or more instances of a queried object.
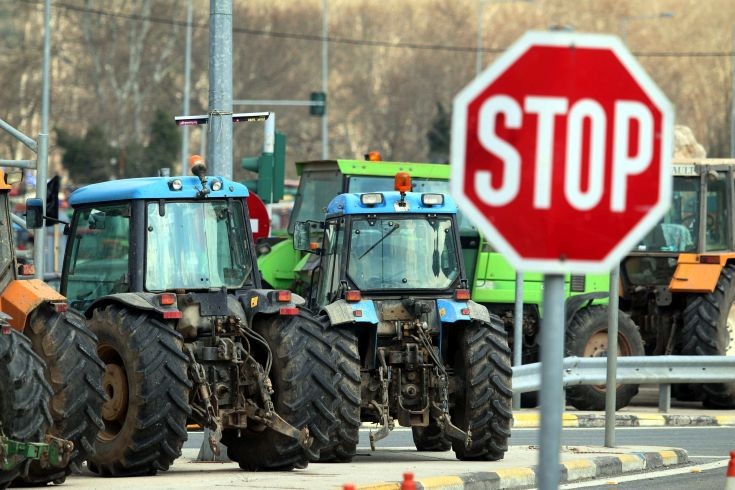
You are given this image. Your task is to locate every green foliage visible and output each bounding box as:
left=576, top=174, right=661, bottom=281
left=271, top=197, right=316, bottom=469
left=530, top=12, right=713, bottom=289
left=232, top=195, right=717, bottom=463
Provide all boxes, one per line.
left=56, top=127, right=115, bottom=184
left=139, top=109, right=181, bottom=177
left=427, top=102, right=450, bottom=164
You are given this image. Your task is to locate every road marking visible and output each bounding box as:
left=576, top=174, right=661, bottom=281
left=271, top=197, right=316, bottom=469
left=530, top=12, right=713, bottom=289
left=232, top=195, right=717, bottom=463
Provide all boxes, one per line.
left=558, top=459, right=729, bottom=488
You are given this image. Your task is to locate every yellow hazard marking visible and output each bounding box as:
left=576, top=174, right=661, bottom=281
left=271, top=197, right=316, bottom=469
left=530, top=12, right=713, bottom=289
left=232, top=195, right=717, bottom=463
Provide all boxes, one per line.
left=562, top=459, right=596, bottom=479
left=355, top=484, right=400, bottom=490
left=495, top=467, right=536, bottom=485
left=417, top=475, right=463, bottom=488
left=636, top=414, right=666, bottom=426
left=512, top=413, right=578, bottom=428
left=658, top=450, right=679, bottom=464
left=250, top=296, right=258, bottom=308
left=716, top=415, right=735, bottom=426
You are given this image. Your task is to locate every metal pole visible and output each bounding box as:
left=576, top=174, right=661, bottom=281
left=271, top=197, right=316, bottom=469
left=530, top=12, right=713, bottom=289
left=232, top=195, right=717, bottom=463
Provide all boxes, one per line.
left=604, top=265, right=620, bottom=448
left=512, top=271, right=524, bottom=409
left=264, top=112, right=275, bottom=204
left=537, top=274, right=565, bottom=490
left=34, top=0, right=51, bottom=279
left=180, top=0, right=193, bottom=175
left=475, top=0, right=483, bottom=76
left=321, top=0, right=329, bottom=159
left=207, top=0, right=233, bottom=178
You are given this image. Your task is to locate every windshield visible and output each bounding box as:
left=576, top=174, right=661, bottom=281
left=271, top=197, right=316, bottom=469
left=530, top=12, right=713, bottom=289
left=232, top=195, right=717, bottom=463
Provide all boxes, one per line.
left=289, top=169, right=343, bottom=233
left=145, top=200, right=254, bottom=290
left=347, top=216, right=459, bottom=290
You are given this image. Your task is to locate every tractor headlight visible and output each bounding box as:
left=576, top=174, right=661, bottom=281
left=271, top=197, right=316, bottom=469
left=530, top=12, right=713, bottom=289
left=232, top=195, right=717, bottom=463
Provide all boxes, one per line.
left=211, top=179, right=223, bottom=192
left=421, top=193, right=444, bottom=206
left=169, top=179, right=183, bottom=191
left=360, top=193, right=384, bottom=206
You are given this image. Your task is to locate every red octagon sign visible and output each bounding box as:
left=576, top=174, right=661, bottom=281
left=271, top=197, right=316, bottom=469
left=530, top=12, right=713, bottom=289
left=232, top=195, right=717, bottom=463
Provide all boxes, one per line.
left=451, top=31, right=673, bottom=274
left=247, top=192, right=271, bottom=242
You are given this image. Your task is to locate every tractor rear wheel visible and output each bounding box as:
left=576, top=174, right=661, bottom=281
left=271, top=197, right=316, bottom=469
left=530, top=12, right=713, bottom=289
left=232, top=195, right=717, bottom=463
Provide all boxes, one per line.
left=21, top=305, right=105, bottom=485
left=682, top=264, right=735, bottom=408
left=222, top=311, right=356, bottom=470
left=0, top=329, right=52, bottom=489
left=412, top=420, right=451, bottom=452
left=87, top=305, right=191, bottom=477
left=313, top=317, right=361, bottom=463
left=564, top=306, right=644, bottom=411
left=451, top=317, right=512, bottom=461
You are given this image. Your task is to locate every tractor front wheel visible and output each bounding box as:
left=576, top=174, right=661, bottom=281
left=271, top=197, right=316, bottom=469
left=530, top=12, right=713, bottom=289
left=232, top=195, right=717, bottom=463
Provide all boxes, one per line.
left=682, top=264, right=735, bottom=408
left=22, top=305, right=106, bottom=485
left=412, top=420, right=451, bottom=452
left=87, top=305, right=191, bottom=477
left=564, top=306, right=645, bottom=411
left=451, top=317, right=512, bottom=461
left=0, top=329, right=52, bottom=489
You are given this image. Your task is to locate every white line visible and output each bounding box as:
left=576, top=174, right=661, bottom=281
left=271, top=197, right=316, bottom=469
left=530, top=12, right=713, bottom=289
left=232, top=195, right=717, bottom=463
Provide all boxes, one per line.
left=558, top=459, right=729, bottom=488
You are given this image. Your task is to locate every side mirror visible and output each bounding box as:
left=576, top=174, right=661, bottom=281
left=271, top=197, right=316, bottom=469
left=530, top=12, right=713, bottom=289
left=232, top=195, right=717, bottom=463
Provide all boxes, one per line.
left=25, top=198, right=43, bottom=229
left=293, top=221, right=311, bottom=251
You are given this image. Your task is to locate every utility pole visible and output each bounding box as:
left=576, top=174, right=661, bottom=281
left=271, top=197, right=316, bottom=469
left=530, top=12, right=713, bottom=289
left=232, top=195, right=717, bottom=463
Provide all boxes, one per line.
left=35, top=0, right=51, bottom=278
left=207, top=0, right=234, bottom=178
left=180, top=0, right=193, bottom=175
left=731, top=26, right=735, bottom=157
left=321, top=0, right=329, bottom=159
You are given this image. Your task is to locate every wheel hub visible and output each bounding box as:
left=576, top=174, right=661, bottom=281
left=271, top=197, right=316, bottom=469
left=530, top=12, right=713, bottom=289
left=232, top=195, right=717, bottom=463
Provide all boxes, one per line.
left=101, top=363, right=128, bottom=426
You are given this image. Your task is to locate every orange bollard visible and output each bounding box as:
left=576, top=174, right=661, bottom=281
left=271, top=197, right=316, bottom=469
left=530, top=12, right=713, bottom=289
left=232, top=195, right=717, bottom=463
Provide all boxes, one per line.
left=726, top=451, right=735, bottom=490
left=343, top=484, right=356, bottom=490
left=401, top=472, right=417, bottom=490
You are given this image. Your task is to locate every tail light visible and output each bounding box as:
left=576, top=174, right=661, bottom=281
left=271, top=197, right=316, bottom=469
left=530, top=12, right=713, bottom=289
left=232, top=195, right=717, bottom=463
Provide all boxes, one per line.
left=461, top=308, right=470, bottom=315
left=52, top=302, right=68, bottom=313
left=699, top=255, right=721, bottom=264
left=159, top=293, right=176, bottom=306
left=454, top=289, right=471, bottom=300
left=18, top=264, right=35, bottom=276
left=279, top=307, right=299, bottom=316
left=345, top=290, right=362, bottom=302
left=277, top=290, right=292, bottom=302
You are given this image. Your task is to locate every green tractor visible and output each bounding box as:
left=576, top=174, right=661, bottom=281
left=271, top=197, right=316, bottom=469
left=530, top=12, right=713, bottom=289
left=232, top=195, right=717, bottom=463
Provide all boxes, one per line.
left=259, top=158, right=643, bottom=410
left=294, top=178, right=512, bottom=460
left=58, top=164, right=353, bottom=476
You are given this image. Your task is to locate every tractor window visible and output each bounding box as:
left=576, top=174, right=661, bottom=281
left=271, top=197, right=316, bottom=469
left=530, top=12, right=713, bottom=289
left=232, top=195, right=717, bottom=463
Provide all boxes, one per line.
left=65, top=204, right=130, bottom=308
left=0, top=194, right=13, bottom=291
left=316, top=218, right=344, bottom=306
left=636, top=176, right=699, bottom=252
left=704, top=174, right=728, bottom=251
left=288, top=170, right=342, bottom=234
left=346, top=216, right=459, bottom=290
left=145, top=200, right=253, bottom=291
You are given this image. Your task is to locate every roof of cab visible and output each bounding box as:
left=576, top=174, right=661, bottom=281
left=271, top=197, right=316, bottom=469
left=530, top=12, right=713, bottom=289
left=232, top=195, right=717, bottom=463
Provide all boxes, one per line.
left=327, top=191, right=457, bottom=217
left=69, top=176, right=248, bottom=206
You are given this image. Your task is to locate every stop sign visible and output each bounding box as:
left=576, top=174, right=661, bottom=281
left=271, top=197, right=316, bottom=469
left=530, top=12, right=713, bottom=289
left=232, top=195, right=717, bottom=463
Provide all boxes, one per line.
left=451, top=32, right=673, bottom=273
left=246, top=192, right=270, bottom=242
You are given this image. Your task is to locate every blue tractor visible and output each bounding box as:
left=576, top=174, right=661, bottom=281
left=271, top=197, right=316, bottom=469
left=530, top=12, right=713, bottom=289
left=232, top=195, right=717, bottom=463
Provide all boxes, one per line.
left=59, top=162, right=350, bottom=475
left=294, top=173, right=512, bottom=461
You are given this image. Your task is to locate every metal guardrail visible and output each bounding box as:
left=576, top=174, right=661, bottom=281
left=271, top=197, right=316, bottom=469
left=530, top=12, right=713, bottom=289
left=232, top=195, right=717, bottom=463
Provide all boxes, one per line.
left=513, top=355, right=735, bottom=411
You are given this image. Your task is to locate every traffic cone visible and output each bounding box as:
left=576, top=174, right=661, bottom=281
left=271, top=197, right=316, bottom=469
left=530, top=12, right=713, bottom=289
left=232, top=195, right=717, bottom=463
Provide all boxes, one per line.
left=401, top=472, right=417, bottom=490
left=726, top=451, right=735, bottom=490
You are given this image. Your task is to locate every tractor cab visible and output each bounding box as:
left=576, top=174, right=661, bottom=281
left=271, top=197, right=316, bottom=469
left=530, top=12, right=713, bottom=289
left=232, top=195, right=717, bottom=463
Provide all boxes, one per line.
left=296, top=173, right=466, bottom=309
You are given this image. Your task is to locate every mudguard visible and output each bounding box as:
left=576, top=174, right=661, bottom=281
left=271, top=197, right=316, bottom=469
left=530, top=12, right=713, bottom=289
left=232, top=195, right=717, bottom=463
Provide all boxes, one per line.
left=564, top=291, right=608, bottom=326
left=437, top=298, right=491, bottom=325
left=1, top=279, right=66, bottom=332
left=86, top=292, right=180, bottom=318
left=238, top=289, right=306, bottom=319
left=323, top=299, right=379, bottom=326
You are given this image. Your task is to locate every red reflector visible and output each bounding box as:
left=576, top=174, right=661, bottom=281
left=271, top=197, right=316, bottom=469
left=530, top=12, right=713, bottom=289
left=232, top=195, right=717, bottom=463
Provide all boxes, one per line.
left=279, top=307, right=299, bottom=316
left=162, top=310, right=182, bottom=320
left=1, top=326, right=10, bottom=335
left=345, top=290, right=362, bottom=302
left=277, top=290, right=292, bottom=302
left=159, top=293, right=176, bottom=306
left=53, top=302, right=68, bottom=313
left=461, top=308, right=470, bottom=315
left=353, top=309, right=363, bottom=317
left=455, top=289, right=471, bottom=300
left=699, top=255, right=720, bottom=264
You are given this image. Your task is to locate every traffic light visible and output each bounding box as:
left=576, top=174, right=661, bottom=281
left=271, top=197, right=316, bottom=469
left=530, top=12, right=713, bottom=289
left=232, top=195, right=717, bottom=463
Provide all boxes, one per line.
left=241, top=131, right=286, bottom=203
left=310, top=91, right=326, bottom=116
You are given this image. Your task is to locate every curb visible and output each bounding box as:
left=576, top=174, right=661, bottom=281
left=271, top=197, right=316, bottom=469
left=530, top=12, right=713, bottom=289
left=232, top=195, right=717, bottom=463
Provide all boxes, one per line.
left=512, top=412, right=735, bottom=428
left=353, top=449, right=689, bottom=490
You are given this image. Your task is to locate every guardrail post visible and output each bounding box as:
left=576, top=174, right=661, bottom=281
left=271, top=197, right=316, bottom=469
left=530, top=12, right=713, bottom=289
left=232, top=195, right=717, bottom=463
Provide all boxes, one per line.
left=658, top=384, right=671, bottom=412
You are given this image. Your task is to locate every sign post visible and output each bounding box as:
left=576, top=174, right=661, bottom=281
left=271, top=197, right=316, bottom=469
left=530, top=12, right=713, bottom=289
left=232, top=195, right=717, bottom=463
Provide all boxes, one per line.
left=451, top=31, right=673, bottom=489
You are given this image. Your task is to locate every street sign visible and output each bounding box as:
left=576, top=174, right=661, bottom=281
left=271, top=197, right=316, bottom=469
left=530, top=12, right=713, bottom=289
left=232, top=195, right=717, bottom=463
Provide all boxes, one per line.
left=246, top=192, right=270, bottom=242
left=451, top=31, right=673, bottom=274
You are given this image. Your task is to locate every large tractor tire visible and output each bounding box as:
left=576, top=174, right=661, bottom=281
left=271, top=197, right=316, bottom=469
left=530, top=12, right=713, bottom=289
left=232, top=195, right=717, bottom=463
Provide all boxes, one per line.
left=451, top=317, right=512, bottom=461
left=21, top=304, right=106, bottom=485
left=314, top=316, right=361, bottom=463
left=0, top=329, right=52, bottom=489
left=682, top=264, right=735, bottom=408
left=412, top=421, right=451, bottom=452
left=87, top=305, right=191, bottom=477
left=564, top=306, right=645, bottom=411
left=222, top=311, right=357, bottom=470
